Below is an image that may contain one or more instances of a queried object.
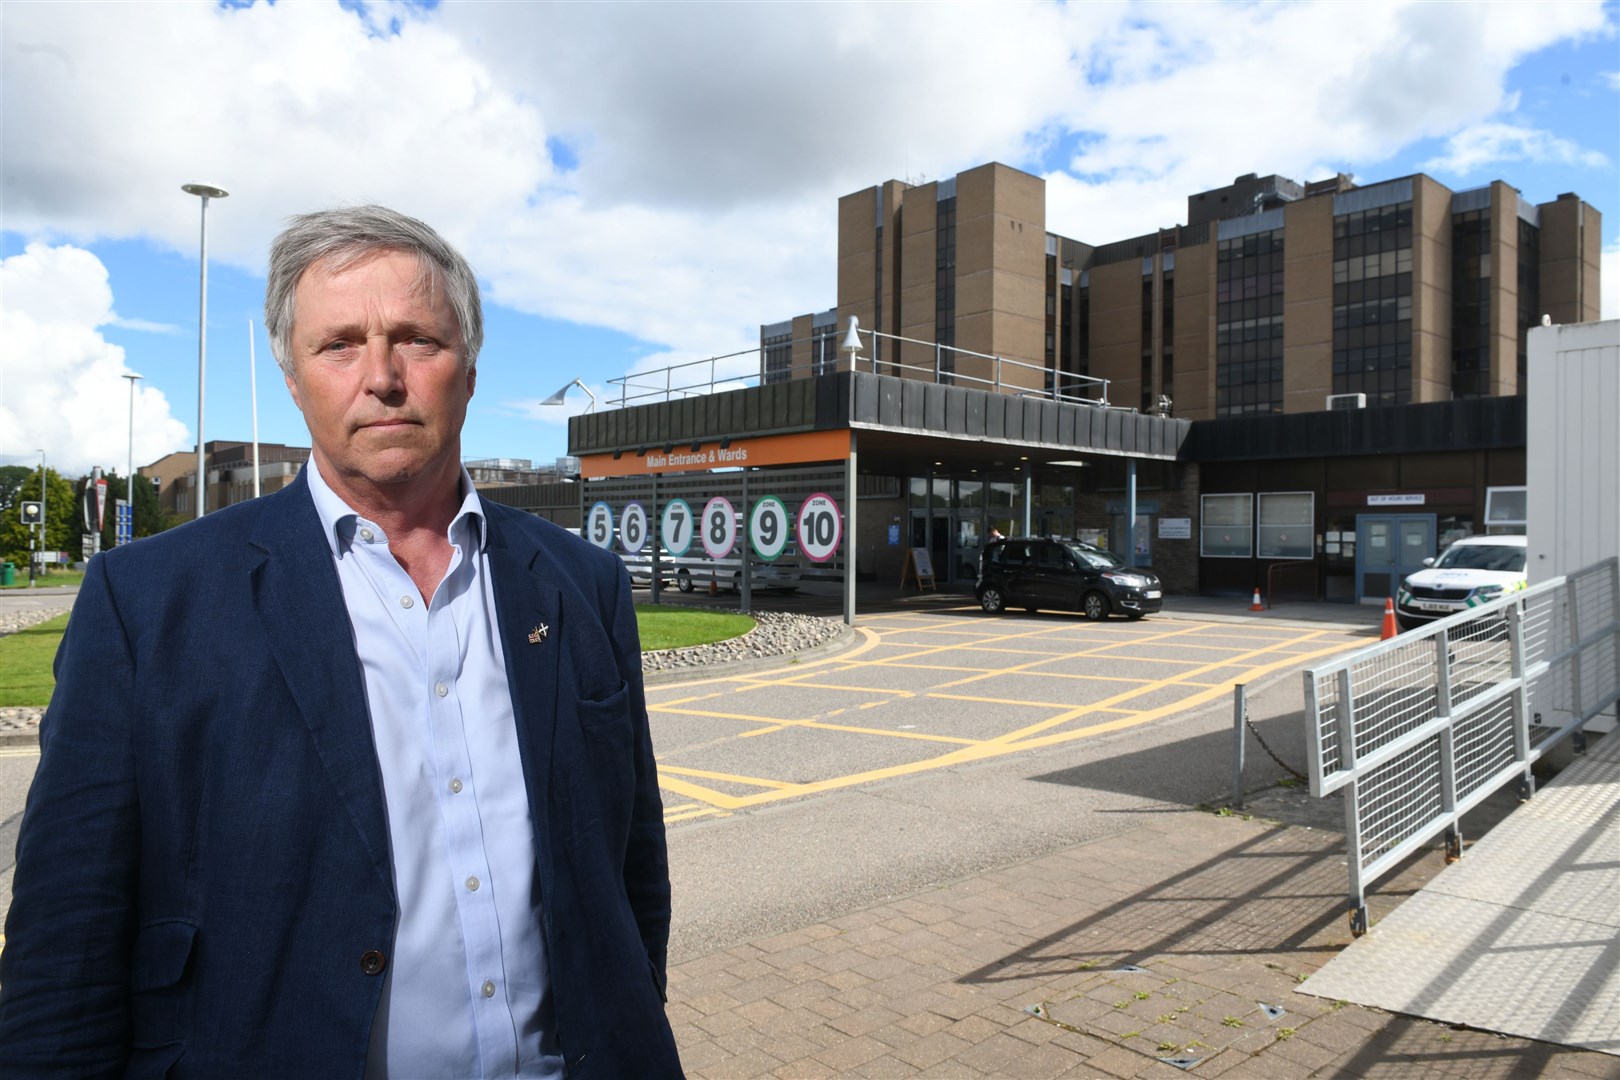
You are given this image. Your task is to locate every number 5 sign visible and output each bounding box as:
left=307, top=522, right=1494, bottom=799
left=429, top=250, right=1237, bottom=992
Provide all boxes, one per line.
left=796, top=493, right=842, bottom=563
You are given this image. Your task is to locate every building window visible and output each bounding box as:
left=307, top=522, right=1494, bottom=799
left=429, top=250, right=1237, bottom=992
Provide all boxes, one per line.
left=935, top=195, right=957, bottom=378
left=1332, top=202, right=1413, bottom=405
left=1161, top=272, right=1174, bottom=411
left=1257, top=492, right=1314, bottom=559
left=1516, top=219, right=1540, bottom=393
left=1216, top=229, right=1284, bottom=416
left=1201, top=493, right=1253, bottom=558
left=1484, top=486, right=1526, bottom=534
left=1450, top=208, right=1490, bottom=398
left=1140, top=277, right=1154, bottom=412
left=763, top=331, right=792, bottom=385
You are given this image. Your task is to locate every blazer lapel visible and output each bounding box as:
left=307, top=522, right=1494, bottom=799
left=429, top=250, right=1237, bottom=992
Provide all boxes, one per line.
left=249, top=473, right=393, bottom=894
left=482, top=510, right=562, bottom=853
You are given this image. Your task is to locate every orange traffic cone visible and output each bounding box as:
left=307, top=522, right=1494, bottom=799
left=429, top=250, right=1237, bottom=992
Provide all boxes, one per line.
left=1381, top=597, right=1398, bottom=640
left=1249, top=587, right=1264, bottom=612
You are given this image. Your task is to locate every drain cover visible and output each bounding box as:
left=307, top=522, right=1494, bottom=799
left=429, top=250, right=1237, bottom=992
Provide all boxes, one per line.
left=1158, top=1056, right=1201, bottom=1070
left=1259, top=1004, right=1286, bottom=1021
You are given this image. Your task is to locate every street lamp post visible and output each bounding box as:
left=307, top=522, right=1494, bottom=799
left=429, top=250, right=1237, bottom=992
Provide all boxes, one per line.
left=182, top=182, right=229, bottom=519
left=122, top=372, right=143, bottom=544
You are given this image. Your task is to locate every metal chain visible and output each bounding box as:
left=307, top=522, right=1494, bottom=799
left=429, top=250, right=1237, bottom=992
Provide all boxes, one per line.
left=1245, top=715, right=1309, bottom=784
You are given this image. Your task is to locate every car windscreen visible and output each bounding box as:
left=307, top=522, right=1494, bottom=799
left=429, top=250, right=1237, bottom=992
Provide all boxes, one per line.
left=1435, top=544, right=1526, bottom=572
left=1064, top=542, right=1124, bottom=570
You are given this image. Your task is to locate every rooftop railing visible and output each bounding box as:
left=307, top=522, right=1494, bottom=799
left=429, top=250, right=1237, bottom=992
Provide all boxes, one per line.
left=604, top=324, right=1115, bottom=411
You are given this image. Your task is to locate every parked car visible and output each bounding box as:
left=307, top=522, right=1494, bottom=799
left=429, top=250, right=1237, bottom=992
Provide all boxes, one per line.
left=1395, top=534, right=1527, bottom=631
left=620, top=548, right=800, bottom=594
left=976, top=537, right=1162, bottom=620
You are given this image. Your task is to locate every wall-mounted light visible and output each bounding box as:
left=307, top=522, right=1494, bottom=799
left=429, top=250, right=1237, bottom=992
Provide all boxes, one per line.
left=612, top=449, right=623, bottom=460
left=664, top=442, right=675, bottom=455
left=720, top=436, right=732, bottom=450
left=690, top=440, right=702, bottom=453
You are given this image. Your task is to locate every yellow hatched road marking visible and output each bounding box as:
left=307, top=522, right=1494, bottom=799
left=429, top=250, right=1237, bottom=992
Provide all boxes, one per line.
left=663, top=806, right=731, bottom=823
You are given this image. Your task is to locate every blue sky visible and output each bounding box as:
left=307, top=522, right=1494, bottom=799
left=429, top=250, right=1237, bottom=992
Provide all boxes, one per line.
left=2, top=0, right=1616, bottom=478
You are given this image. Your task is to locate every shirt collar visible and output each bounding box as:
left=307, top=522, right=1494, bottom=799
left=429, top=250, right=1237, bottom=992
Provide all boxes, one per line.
left=304, top=459, right=487, bottom=557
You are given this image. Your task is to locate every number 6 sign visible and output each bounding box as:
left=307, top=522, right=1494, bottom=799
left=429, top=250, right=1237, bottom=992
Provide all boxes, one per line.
left=796, top=493, right=842, bottom=563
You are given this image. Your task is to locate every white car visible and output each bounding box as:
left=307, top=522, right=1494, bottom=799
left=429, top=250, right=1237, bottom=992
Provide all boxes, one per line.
left=1395, top=535, right=1527, bottom=631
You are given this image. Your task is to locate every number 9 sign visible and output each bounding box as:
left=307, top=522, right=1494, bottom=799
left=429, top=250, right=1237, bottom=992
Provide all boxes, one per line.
left=701, top=496, right=736, bottom=559
left=796, top=493, right=842, bottom=563
left=619, top=502, right=648, bottom=555
left=586, top=501, right=614, bottom=549
left=749, top=496, right=789, bottom=561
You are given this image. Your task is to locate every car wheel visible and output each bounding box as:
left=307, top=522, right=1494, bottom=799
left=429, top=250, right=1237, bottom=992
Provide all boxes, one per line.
left=676, top=569, right=693, bottom=593
left=979, top=587, right=1006, bottom=614
left=1082, top=591, right=1109, bottom=621
left=731, top=572, right=742, bottom=593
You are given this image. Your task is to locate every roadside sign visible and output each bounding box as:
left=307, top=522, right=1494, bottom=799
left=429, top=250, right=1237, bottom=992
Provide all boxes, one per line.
left=661, top=498, right=695, bottom=556
left=797, top=493, right=842, bottom=563
left=586, top=501, right=614, bottom=548
left=749, top=496, right=789, bottom=561
left=619, top=502, right=648, bottom=555
left=701, top=496, right=737, bottom=559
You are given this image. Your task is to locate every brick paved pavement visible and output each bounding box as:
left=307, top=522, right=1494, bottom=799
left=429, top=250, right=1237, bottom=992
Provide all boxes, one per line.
left=667, top=804, right=1618, bottom=1078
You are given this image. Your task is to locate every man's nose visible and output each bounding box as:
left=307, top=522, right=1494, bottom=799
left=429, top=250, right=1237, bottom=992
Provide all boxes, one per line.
left=362, top=338, right=406, bottom=396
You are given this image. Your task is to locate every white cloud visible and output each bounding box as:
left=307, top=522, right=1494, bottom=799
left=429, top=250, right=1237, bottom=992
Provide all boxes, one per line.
left=1, top=0, right=1612, bottom=386
left=1422, top=122, right=1609, bottom=175
left=0, top=244, right=191, bottom=475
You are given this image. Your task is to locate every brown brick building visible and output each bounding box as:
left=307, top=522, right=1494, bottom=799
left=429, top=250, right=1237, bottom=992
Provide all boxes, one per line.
left=745, top=162, right=1601, bottom=602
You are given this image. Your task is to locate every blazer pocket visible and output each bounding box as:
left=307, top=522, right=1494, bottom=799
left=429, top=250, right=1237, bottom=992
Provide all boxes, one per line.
left=131, top=919, right=199, bottom=1049
left=577, top=680, right=630, bottom=727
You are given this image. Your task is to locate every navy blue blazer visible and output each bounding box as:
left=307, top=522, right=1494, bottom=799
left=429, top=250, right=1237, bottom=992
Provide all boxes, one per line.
left=0, top=471, right=682, bottom=1078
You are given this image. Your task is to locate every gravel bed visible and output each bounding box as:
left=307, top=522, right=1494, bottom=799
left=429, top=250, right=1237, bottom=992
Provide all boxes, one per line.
left=641, top=610, right=846, bottom=674
left=0, top=606, right=73, bottom=637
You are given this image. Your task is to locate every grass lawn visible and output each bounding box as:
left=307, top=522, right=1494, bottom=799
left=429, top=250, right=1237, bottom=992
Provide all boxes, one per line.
left=636, top=605, right=754, bottom=651
left=1, top=569, right=86, bottom=590
left=0, top=607, right=750, bottom=708
left=0, top=613, right=67, bottom=707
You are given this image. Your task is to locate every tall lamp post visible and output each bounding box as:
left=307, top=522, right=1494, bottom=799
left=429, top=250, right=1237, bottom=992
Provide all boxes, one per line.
left=122, top=372, right=143, bottom=544
left=182, top=182, right=229, bottom=519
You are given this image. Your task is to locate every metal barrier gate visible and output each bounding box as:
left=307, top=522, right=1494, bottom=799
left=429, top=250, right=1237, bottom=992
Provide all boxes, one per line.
left=1303, top=558, right=1620, bottom=934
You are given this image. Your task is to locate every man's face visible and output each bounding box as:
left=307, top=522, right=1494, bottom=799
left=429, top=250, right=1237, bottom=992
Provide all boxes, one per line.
left=284, top=249, right=475, bottom=508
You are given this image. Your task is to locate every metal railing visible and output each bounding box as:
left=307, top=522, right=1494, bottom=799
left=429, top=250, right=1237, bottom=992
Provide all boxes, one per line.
left=1302, top=557, right=1620, bottom=934
left=604, top=327, right=1117, bottom=411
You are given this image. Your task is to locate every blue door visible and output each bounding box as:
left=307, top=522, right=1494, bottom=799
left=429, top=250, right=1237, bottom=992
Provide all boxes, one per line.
left=1356, top=514, right=1435, bottom=602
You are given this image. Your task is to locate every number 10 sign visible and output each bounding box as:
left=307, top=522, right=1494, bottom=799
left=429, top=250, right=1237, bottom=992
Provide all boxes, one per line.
left=796, top=493, right=842, bottom=563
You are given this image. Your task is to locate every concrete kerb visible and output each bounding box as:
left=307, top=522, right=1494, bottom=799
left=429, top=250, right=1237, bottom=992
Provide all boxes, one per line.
left=642, top=620, right=860, bottom=687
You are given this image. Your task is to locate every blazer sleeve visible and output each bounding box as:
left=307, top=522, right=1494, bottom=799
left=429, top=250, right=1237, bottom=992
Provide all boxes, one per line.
left=0, top=554, right=141, bottom=1075
left=605, top=558, right=671, bottom=996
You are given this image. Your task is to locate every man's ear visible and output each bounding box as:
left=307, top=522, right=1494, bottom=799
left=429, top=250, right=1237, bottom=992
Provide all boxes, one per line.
left=466, top=365, right=477, bottom=397
left=284, top=369, right=303, bottom=413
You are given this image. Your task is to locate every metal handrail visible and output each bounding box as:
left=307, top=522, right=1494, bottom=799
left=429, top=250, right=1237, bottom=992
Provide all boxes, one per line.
left=602, top=327, right=1118, bottom=411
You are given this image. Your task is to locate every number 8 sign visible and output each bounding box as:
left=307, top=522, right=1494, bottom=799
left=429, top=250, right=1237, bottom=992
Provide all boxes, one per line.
left=701, top=496, right=736, bottom=559
left=796, top=493, right=842, bottom=563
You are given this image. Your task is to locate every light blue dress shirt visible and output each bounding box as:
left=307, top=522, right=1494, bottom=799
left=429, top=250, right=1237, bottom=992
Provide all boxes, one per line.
left=306, top=463, right=564, bottom=1079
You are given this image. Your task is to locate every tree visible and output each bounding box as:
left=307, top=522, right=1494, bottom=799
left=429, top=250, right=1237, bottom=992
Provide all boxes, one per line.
left=0, top=465, right=31, bottom=513
left=0, top=468, right=78, bottom=573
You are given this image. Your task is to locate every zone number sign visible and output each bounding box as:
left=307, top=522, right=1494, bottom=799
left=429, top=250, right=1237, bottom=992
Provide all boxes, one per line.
left=796, top=493, right=843, bottom=564
left=586, top=501, right=614, bottom=549
left=701, top=496, right=737, bottom=559
left=619, top=502, right=649, bottom=555
left=749, top=496, right=789, bottom=561
left=661, top=498, right=695, bottom=556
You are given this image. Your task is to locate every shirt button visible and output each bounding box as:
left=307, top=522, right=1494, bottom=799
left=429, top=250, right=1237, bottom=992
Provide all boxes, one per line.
left=360, top=950, right=387, bottom=976
left=400, top=595, right=414, bottom=609
left=449, top=778, right=463, bottom=794
left=359, top=527, right=375, bottom=542
left=482, top=980, right=496, bottom=998
left=466, top=876, right=480, bottom=892
left=435, top=682, right=448, bottom=698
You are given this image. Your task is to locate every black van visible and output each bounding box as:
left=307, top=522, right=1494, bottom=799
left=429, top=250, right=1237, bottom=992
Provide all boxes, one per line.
left=976, top=538, right=1162, bottom=620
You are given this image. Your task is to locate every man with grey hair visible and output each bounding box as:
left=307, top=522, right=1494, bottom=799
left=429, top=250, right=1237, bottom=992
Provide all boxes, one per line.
left=0, top=206, right=682, bottom=1078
